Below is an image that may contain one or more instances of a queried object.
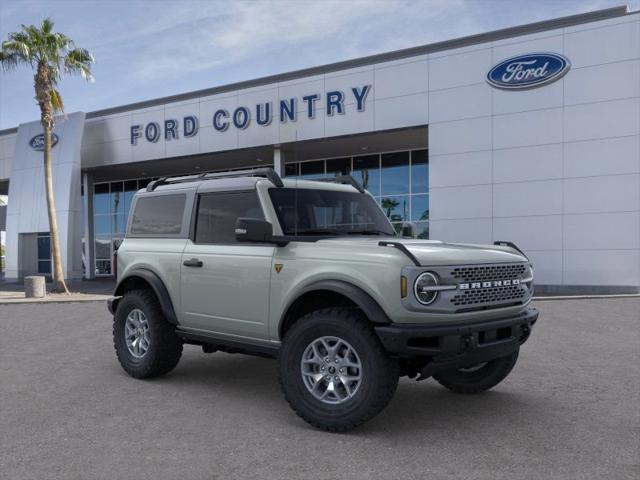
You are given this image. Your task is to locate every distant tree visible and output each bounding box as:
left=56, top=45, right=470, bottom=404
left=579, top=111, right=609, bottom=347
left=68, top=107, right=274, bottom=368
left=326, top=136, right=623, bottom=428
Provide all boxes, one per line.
left=381, top=198, right=399, bottom=218
left=0, top=18, right=94, bottom=292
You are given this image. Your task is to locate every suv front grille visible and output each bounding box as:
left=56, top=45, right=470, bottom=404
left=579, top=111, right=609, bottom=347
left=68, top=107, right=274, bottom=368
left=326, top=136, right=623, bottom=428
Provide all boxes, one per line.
left=450, top=264, right=527, bottom=283
left=451, top=285, right=527, bottom=307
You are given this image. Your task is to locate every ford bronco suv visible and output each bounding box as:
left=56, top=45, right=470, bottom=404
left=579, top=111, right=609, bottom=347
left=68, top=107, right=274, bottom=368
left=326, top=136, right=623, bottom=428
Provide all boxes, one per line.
left=108, top=167, right=538, bottom=431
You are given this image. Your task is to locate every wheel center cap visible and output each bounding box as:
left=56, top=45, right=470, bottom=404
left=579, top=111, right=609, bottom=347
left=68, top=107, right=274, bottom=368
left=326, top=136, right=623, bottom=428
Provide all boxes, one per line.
left=328, top=366, right=336, bottom=374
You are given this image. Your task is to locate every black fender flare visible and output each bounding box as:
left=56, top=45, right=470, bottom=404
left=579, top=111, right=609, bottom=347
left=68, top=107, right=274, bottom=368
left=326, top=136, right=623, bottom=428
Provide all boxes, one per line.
left=109, top=268, right=178, bottom=325
left=280, top=279, right=391, bottom=337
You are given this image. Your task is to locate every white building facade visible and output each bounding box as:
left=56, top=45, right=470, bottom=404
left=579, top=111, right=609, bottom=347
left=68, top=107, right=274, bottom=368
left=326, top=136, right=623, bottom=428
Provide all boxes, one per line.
left=0, top=6, right=638, bottom=293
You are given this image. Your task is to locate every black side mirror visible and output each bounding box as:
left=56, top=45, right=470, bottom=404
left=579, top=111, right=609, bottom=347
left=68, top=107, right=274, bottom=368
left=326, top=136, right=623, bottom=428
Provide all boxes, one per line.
left=235, top=218, right=273, bottom=243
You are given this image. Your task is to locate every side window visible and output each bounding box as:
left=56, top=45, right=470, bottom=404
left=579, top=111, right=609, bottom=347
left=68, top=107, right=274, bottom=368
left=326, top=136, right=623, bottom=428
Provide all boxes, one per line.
left=130, top=194, right=186, bottom=236
left=195, top=191, right=264, bottom=244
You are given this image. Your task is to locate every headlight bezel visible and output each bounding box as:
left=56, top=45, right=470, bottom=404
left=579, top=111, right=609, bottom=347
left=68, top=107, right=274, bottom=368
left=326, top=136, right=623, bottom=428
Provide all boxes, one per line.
left=413, top=271, right=440, bottom=305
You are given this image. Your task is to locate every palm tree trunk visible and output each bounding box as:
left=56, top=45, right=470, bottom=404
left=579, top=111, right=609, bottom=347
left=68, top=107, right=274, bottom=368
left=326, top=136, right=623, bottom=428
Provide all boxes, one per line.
left=43, top=122, right=69, bottom=294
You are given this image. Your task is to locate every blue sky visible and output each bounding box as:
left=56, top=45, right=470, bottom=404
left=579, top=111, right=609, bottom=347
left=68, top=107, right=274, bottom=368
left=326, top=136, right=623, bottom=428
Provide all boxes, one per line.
left=0, top=0, right=633, bottom=130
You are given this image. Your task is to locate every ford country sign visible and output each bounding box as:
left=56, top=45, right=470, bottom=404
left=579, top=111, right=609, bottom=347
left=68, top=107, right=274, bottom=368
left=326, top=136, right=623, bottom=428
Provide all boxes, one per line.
left=29, top=133, right=59, bottom=151
left=487, top=53, right=570, bottom=90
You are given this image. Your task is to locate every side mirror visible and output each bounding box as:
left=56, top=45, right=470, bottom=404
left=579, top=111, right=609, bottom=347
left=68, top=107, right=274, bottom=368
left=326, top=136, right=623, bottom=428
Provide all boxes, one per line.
left=235, top=218, right=274, bottom=243
left=401, top=222, right=416, bottom=238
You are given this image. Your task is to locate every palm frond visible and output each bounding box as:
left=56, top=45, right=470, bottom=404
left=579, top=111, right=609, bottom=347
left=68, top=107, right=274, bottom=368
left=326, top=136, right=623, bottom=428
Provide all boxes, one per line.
left=41, top=17, right=54, bottom=35
left=50, top=88, right=64, bottom=113
left=64, top=47, right=94, bottom=81
left=0, top=51, right=20, bottom=70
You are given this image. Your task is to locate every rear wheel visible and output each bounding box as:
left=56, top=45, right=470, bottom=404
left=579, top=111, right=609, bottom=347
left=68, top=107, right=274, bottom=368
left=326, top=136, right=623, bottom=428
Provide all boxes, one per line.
left=433, top=350, right=519, bottom=394
left=113, top=289, right=183, bottom=379
left=278, top=308, right=399, bottom=432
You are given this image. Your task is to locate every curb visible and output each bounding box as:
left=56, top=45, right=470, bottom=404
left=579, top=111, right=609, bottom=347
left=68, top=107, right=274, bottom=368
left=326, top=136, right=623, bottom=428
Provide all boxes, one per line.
left=533, top=294, right=640, bottom=301
left=0, top=296, right=111, bottom=305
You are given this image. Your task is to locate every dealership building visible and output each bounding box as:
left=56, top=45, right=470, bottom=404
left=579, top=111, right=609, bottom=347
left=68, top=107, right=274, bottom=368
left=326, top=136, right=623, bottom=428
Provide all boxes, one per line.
left=0, top=5, right=639, bottom=293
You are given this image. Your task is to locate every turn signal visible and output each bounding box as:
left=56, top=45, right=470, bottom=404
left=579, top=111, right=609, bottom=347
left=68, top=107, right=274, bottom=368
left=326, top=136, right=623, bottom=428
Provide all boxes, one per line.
left=401, top=276, right=408, bottom=298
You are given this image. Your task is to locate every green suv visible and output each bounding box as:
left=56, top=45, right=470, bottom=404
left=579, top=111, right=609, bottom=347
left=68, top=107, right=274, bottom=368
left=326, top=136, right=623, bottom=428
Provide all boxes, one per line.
left=108, top=168, right=538, bottom=432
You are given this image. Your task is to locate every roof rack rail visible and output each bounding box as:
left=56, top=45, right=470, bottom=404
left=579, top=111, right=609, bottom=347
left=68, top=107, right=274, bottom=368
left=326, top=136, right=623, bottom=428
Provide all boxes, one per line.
left=146, top=167, right=284, bottom=192
left=315, top=175, right=365, bottom=193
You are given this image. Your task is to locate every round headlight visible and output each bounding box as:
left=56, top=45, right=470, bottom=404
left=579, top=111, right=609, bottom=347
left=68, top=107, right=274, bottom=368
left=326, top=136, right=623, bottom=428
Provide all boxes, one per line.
left=414, top=272, right=439, bottom=305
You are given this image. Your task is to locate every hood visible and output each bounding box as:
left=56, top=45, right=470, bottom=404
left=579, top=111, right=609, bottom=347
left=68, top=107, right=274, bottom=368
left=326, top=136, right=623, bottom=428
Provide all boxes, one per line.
left=315, top=237, right=528, bottom=266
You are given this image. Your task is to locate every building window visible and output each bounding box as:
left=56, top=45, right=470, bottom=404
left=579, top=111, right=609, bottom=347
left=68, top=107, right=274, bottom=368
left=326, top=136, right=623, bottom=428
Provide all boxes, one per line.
left=37, top=232, right=51, bottom=275
left=284, top=148, right=429, bottom=238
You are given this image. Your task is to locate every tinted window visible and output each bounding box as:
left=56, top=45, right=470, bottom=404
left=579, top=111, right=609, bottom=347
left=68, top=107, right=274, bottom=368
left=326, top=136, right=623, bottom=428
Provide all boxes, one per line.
left=130, top=194, right=186, bottom=235
left=269, top=188, right=395, bottom=236
left=195, top=192, right=264, bottom=244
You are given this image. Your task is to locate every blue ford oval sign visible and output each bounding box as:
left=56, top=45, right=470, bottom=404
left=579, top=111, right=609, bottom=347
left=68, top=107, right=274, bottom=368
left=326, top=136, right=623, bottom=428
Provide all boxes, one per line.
left=487, top=53, right=570, bottom=90
left=29, top=133, right=59, bottom=151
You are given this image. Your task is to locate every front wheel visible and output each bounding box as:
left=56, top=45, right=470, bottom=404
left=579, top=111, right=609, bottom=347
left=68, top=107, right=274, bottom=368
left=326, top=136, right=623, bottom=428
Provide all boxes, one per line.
left=278, top=308, right=399, bottom=432
left=433, top=350, right=519, bottom=394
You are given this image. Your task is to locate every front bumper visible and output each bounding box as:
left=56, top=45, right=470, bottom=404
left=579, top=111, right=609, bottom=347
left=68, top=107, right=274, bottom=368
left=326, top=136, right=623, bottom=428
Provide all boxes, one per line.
left=375, top=308, right=538, bottom=377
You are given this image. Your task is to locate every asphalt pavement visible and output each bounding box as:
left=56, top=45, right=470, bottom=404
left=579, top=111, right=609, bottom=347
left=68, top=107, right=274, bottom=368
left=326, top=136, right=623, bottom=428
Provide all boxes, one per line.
left=0, top=298, right=638, bottom=480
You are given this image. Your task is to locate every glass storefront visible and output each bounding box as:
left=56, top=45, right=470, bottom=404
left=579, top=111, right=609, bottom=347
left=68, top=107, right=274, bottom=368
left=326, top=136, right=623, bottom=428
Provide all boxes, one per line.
left=285, top=149, right=429, bottom=238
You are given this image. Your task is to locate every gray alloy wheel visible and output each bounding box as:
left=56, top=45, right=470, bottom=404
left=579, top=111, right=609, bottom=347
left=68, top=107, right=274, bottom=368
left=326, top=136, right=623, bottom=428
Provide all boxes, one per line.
left=124, top=308, right=151, bottom=358
left=300, top=336, right=363, bottom=405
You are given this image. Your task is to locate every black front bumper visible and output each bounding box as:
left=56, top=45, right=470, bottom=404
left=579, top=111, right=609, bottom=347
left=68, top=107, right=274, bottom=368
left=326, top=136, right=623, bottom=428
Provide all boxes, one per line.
left=375, top=308, right=538, bottom=377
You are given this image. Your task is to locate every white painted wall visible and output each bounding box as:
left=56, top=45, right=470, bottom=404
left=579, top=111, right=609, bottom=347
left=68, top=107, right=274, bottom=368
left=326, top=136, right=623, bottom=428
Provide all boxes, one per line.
left=428, top=12, right=640, bottom=287
left=0, top=133, right=16, bottom=181
left=5, top=113, right=85, bottom=280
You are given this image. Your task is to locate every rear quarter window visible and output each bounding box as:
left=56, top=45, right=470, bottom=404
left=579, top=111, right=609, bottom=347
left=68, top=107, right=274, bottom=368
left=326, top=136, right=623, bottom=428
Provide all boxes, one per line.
left=129, top=194, right=186, bottom=236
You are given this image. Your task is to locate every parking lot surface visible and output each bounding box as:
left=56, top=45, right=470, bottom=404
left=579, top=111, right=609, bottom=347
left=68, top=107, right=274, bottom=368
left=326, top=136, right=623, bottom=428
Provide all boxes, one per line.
left=1, top=298, right=638, bottom=480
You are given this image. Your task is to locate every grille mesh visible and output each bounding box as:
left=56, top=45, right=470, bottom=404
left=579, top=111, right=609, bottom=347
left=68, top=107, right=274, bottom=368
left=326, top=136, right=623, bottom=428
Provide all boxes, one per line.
left=449, top=263, right=529, bottom=308
left=451, top=264, right=527, bottom=283
left=451, top=285, right=526, bottom=307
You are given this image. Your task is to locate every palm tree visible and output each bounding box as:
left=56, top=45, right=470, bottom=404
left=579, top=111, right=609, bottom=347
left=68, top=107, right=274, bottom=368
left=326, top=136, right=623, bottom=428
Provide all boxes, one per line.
left=0, top=18, right=94, bottom=293
left=380, top=198, right=399, bottom=218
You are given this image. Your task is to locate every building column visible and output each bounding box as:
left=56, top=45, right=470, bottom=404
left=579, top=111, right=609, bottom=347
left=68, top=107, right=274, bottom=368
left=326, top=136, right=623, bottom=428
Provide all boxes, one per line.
left=273, top=147, right=285, bottom=177
left=83, top=172, right=95, bottom=279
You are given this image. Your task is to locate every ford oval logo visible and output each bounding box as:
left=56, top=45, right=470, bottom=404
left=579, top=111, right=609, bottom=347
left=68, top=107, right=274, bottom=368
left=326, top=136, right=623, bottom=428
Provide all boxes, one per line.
left=29, top=133, right=59, bottom=151
left=487, top=53, right=570, bottom=90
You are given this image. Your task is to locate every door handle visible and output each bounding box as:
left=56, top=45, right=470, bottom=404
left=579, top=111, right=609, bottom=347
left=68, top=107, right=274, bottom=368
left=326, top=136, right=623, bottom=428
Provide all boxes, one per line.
left=183, top=258, right=203, bottom=267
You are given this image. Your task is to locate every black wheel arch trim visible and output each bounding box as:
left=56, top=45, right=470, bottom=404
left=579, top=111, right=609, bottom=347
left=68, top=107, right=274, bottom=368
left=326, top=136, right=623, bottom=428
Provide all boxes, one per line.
left=280, top=279, right=391, bottom=337
left=109, top=268, right=179, bottom=325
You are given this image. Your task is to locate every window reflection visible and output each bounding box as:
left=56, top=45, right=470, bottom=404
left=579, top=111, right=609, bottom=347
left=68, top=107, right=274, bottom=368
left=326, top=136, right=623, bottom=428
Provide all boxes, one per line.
left=381, top=152, right=409, bottom=195
left=352, top=155, right=380, bottom=197
left=300, top=160, right=325, bottom=179
left=326, top=157, right=350, bottom=177
left=380, top=196, right=409, bottom=223
left=93, top=183, right=110, bottom=215
left=411, top=149, right=428, bottom=193
left=285, top=163, right=299, bottom=177
left=411, top=194, right=429, bottom=221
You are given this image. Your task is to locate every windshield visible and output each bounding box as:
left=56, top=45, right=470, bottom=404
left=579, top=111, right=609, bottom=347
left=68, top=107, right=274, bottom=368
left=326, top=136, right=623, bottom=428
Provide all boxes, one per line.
left=269, top=188, right=396, bottom=236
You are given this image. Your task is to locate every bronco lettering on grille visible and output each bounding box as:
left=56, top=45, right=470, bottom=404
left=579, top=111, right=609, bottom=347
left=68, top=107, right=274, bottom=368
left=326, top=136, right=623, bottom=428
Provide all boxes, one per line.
left=459, top=279, right=521, bottom=290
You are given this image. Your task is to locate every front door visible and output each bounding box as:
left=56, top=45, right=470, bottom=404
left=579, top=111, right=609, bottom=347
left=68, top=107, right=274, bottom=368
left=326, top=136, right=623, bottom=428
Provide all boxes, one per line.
left=180, top=190, right=274, bottom=340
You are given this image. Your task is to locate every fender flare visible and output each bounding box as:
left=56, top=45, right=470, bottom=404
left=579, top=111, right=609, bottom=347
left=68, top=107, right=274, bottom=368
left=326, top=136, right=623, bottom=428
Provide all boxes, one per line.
left=280, top=279, right=391, bottom=337
left=111, top=268, right=178, bottom=325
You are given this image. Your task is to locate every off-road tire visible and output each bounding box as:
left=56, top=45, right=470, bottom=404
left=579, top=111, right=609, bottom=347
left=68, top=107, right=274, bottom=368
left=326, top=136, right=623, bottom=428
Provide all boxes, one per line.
left=433, top=349, right=519, bottom=394
left=113, top=289, right=183, bottom=379
left=278, top=308, right=399, bottom=432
